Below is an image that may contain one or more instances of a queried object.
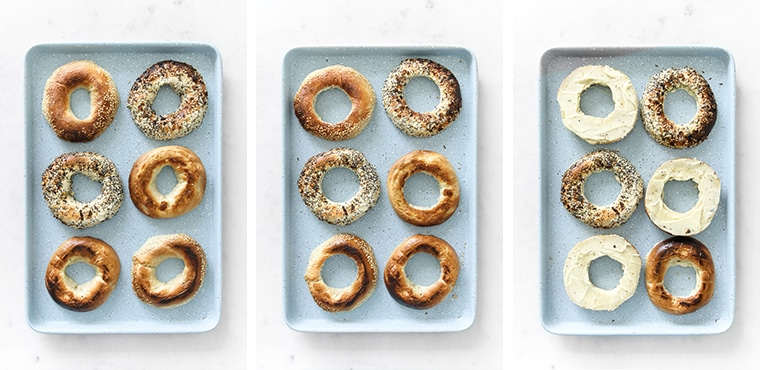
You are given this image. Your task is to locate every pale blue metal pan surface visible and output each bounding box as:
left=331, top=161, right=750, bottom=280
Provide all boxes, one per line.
left=283, top=46, right=477, bottom=332
left=25, top=43, right=223, bottom=334
left=539, top=46, right=735, bottom=335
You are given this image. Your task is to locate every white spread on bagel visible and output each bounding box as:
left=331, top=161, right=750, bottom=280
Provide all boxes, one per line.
left=563, top=234, right=641, bottom=311
left=557, top=65, right=638, bottom=144
left=645, top=158, right=720, bottom=236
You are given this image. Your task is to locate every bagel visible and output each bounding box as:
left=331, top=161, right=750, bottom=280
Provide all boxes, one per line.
left=560, top=150, right=644, bottom=228
left=131, top=234, right=207, bottom=308
left=42, top=60, right=119, bottom=142
left=562, top=234, right=641, bottom=311
left=45, top=236, right=121, bottom=312
left=641, top=67, right=717, bottom=148
left=298, top=147, right=380, bottom=226
left=304, top=233, right=378, bottom=312
left=129, top=145, right=206, bottom=219
left=386, top=150, right=460, bottom=226
left=382, top=58, right=462, bottom=137
left=556, top=65, right=638, bottom=144
left=293, top=65, right=375, bottom=140
left=644, top=158, right=720, bottom=236
left=127, top=60, right=208, bottom=140
left=384, top=234, right=459, bottom=309
left=645, top=236, right=715, bottom=315
left=41, top=151, right=124, bottom=229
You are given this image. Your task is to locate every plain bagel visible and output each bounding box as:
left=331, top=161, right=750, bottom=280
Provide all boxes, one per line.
left=45, top=236, right=121, bottom=312
left=293, top=65, right=375, bottom=141
left=645, top=236, right=715, bottom=315
left=131, top=233, right=207, bottom=308
left=304, top=233, right=378, bottom=312
left=384, top=234, right=460, bottom=310
left=386, top=149, right=460, bottom=226
left=129, top=145, right=206, bottom=219
left=42, top=60, right=119, bottom=142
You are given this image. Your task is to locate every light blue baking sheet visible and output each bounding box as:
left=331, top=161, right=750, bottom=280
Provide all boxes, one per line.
left=25, top=43, right=223, bottom=334
left=282, top=46, right=478, bottom=332
left=539, top=46, right=736, bottom=335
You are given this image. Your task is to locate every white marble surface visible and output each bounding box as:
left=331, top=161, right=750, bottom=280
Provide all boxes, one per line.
left=513, top=0, right=759, bottom=368
left=0, top=1, right=246, bottom=368
left=254, top=1, right=503, bottom=369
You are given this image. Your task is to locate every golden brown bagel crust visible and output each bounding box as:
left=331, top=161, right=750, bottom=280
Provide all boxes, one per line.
left=127, top=60, right=208, bottom=140
left=560, top=150, right=644, bottom=229
left=298, top=147, right=380, bottom=226
left=42, top=60, right=119, bottom=142
left=304, top=233, right=378, bottom=312
left=382, top=58, right=462, bottom=137
left=129, top=145, right=206, bottom=218
left=41, top=151, right=124, bottom=229
left=384, top=234, right=459, bottom=309
left=387, top=150, right=460, bottom=226
left=641, top=67, right=717, bottom=148
left=294, top=65, right=375, bottom=141
left=645, top=236, right=715, bottom=315
left=45, top=236, right=121, bottom=312
left=132, top=234, right=207, bottom=308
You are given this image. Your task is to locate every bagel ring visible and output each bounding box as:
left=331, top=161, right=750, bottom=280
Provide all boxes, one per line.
left=560, top=150, right=644, bottom=229
left=129, top=145, right=206, bottom=219
left=556, top=65, right=638, bottom=144
left=387, top=150, right=460, bottom=226
left=645, top=236, right=715, bottom=315
left=127, top=60, right=208, bottom=140
left=384, top=234, right=460, bottom=310
left=132, top=234, right=207, bottom=308
left=562, top=234, right=641, bottom=311
left=298, top=147, right=380, bottom=226
left=304, top=233, right=378, bottom=312
left=382, top=58, right=462, bottom=137
left=45, top=236, right=121, bottom=312
left=42, top=60, right=119, bottom=142
left=645, top=158, right=720, bottom=236
left=641, top=67, right=717, bottom=148
left=41, top=151, right=124, bottom=229
left=293, top=65, right=375, bottom=140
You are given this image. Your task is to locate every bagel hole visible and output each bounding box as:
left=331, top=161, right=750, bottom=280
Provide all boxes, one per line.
left=69, top=88, right=92, bottom=120
left=579, top=84, right=614, bottom=118
left=66, top=261, right=96, bottom=285
left=153, top=84, right=182, bottom=116
left=663, top=179, right=699, bottom=213
left=315, top=87, right=352, bottom=124
left=588, top=256, right=623, bottom=290
left=664, top=262, right=698, bottom=297
left=404, top=251, right=441, bottom=286
left=321, top=254, right=358, bottom=289
left=156, top=257, right=185, bottom=283
left=404, top=76, right=441, bottom=113
left=583, top=170, right=621, bottom=206
left=664, top=88, right=698, bottom=125
left=403, top=172, right=441, bottom=209
left=71, top=174, right=103, bottom=203
left=155, top=165, right=179, bottom=195
left=322, top=167, right=360, bottom=203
